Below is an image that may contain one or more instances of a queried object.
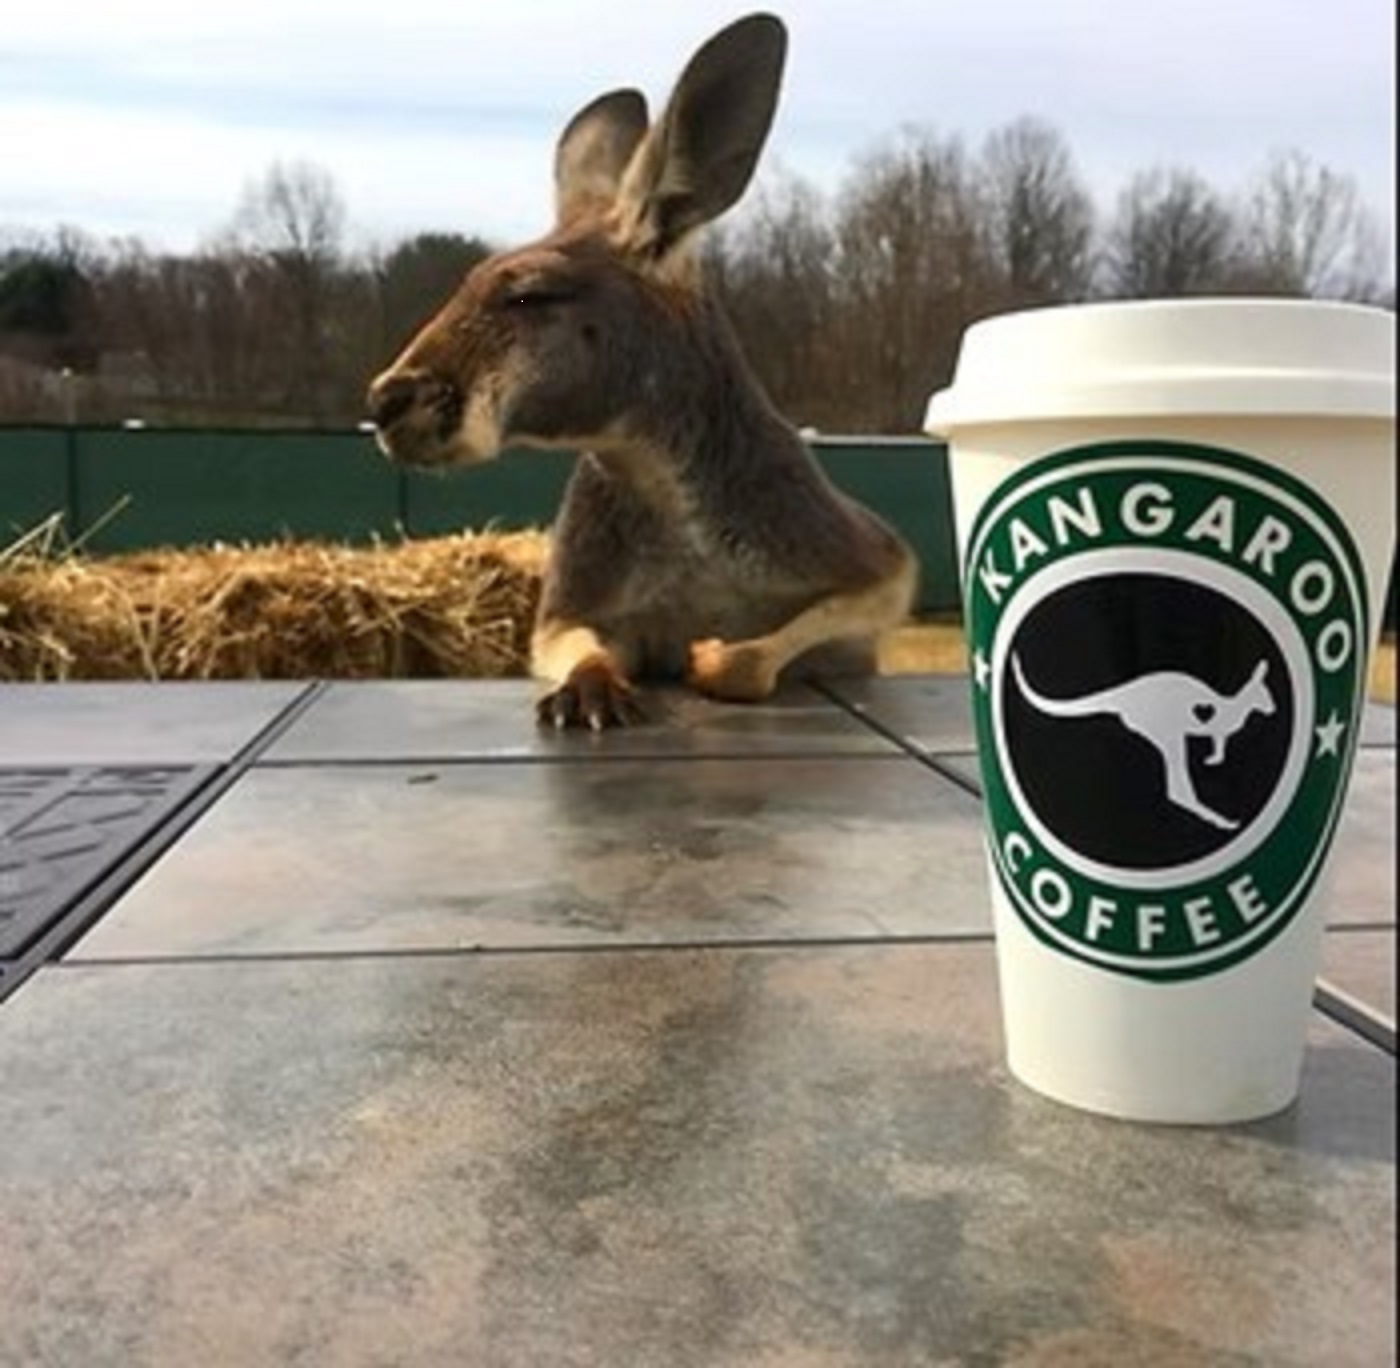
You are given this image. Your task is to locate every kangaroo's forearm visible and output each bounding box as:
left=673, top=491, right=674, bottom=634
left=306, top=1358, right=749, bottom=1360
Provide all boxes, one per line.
left=531, top=620, right=625, bottom=685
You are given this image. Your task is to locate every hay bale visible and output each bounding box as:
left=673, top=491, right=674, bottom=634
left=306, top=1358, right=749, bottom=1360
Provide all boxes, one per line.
left=0, top=531, right=548, bottom=681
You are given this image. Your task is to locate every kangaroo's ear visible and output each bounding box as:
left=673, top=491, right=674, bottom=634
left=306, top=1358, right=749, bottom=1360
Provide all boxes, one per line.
left=554, top=89, right=650, bottom=228
left=614, top=13, right=787, bottom=259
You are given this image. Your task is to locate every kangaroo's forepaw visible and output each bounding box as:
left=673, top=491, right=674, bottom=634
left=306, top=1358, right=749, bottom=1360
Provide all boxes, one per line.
left=686, top=638, right=779, bottom=703
left=537, top=657, right=647, bottom=731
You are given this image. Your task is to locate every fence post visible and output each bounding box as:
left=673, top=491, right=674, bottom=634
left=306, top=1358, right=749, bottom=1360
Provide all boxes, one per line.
left=63, top=424, right=79, bottom=539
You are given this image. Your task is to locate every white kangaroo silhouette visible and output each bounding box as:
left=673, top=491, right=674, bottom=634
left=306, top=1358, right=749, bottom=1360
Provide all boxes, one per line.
left=1010, top=655, right=1276, bottom=833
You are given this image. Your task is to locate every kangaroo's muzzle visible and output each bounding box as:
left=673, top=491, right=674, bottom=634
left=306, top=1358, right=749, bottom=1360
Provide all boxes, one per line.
left=365, top=368, right=465, bottom=466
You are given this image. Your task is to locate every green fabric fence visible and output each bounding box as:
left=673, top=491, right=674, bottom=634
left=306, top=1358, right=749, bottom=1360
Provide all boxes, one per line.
left=3, top=425, right=1394, bottom=626
left=0, top=427, right=962, bottom=615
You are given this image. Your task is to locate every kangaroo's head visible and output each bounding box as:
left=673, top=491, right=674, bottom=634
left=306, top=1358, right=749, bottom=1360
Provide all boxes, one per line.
left=366, top=13, right=787, bottom=469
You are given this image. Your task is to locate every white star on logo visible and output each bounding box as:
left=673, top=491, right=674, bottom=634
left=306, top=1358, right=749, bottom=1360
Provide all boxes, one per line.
left=973, top=649, right=992, bottom=691
left=1314, top=710, right=1347, bottom=758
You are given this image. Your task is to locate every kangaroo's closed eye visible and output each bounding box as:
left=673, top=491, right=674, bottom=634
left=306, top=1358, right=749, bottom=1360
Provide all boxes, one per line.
left=503, top=285, right=577, bottom=310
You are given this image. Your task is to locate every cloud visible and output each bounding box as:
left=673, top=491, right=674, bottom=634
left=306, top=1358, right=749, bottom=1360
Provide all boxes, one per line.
left=2, top=0, right=1393, bottom=259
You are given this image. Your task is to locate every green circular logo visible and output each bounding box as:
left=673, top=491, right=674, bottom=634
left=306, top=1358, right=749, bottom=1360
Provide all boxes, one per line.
left=965, top=440, right=1370, bottom=982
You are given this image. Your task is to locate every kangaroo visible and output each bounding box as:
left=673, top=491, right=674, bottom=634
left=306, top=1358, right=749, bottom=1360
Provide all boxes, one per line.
left=1010, top=655, right=1276, bottom=833
left=365, top=14, right=917, bottom=729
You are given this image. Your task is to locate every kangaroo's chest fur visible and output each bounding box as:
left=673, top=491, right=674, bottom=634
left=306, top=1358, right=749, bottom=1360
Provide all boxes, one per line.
left=544, top=447, right=864, bottom=676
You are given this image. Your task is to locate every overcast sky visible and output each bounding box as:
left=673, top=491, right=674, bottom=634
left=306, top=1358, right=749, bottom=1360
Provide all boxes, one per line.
left=2, top=0, right=1395, bottom=260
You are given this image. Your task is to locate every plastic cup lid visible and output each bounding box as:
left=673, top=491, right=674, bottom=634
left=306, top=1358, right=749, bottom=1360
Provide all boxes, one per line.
left=925, top=298, right=1396, bottom=433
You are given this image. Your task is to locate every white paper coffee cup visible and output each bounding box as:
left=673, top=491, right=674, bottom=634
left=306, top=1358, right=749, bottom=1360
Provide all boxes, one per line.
left=926, top=298, right=1395, bottom=1123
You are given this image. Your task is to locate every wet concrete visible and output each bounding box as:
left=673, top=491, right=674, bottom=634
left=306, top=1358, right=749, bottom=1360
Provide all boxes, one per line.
left=68, top=759, right=988, bottom=958
left=0, top=677, right=1393, bottom=1366
left=1322, top=928, right=1398, bottom=1025
left=260, top=680, right=902, bottom=762
left=1, top=949, right=1393, bottom=1367
left=0, top=681, right=313, bottom=765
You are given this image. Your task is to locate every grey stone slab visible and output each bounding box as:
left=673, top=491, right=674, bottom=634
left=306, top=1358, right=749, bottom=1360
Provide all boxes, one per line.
left=932, top=750, right=983, bottom=791
left=71, top=758, right=992, bottom=959
left=818, top=673, right=977, bottom=754
left=0, top=948, right=1392, bottom=1368
left=0, top=681, right=311, bottom=765
left=1361, top=699, right=1395, bottom=748
left=1329, top=749, right=1396, bottom=926
left=1321, top=928, right=1396, bottom=1027
left=259, top=679, right=901, bottom=763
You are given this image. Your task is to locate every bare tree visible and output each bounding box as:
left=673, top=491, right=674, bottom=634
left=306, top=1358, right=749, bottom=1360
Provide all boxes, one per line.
left=0, top=227, right=102, bottom=372
left=1236, top=149, right=1389, bottom=300
left=93, top=245, right=266, bottom=421
left=708, top=168, right=839, bottom=428
left=228, top=160, right=346, bottom=269
left=221, top=161, right=349, bottom=420
left=1103, top=167, right=1242, bottom=297
left=978, top=117, right=1095, bottom=307
left=3, top=128, right=1391, bottom=429
left=77, top=207, right=494, bottom=427
left=829, top=128, right=993, bottom=430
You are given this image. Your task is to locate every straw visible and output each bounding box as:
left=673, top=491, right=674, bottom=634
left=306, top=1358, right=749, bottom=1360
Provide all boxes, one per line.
left=0, top=527, right=548, bottom=681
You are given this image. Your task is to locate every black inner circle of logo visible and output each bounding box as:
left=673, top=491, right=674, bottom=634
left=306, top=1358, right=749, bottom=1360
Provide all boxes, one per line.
left=1002, top=573, right=1293, bottom=869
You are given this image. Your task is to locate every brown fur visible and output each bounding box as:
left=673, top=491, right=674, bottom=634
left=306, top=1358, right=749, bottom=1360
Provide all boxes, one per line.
left=367, top=14, right=917, bottom=729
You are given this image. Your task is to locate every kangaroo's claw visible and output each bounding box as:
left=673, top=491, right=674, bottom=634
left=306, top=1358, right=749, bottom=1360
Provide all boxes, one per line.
left=537, top=658, right=647, bottom=731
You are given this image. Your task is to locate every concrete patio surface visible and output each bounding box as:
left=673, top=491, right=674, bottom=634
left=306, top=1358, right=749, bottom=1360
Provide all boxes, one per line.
left=0, top=676, right=1394, bottom=1366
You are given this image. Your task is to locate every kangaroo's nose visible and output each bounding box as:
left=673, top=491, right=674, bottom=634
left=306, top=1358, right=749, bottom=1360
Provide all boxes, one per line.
left=366, top=371, right=429, bottom=430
